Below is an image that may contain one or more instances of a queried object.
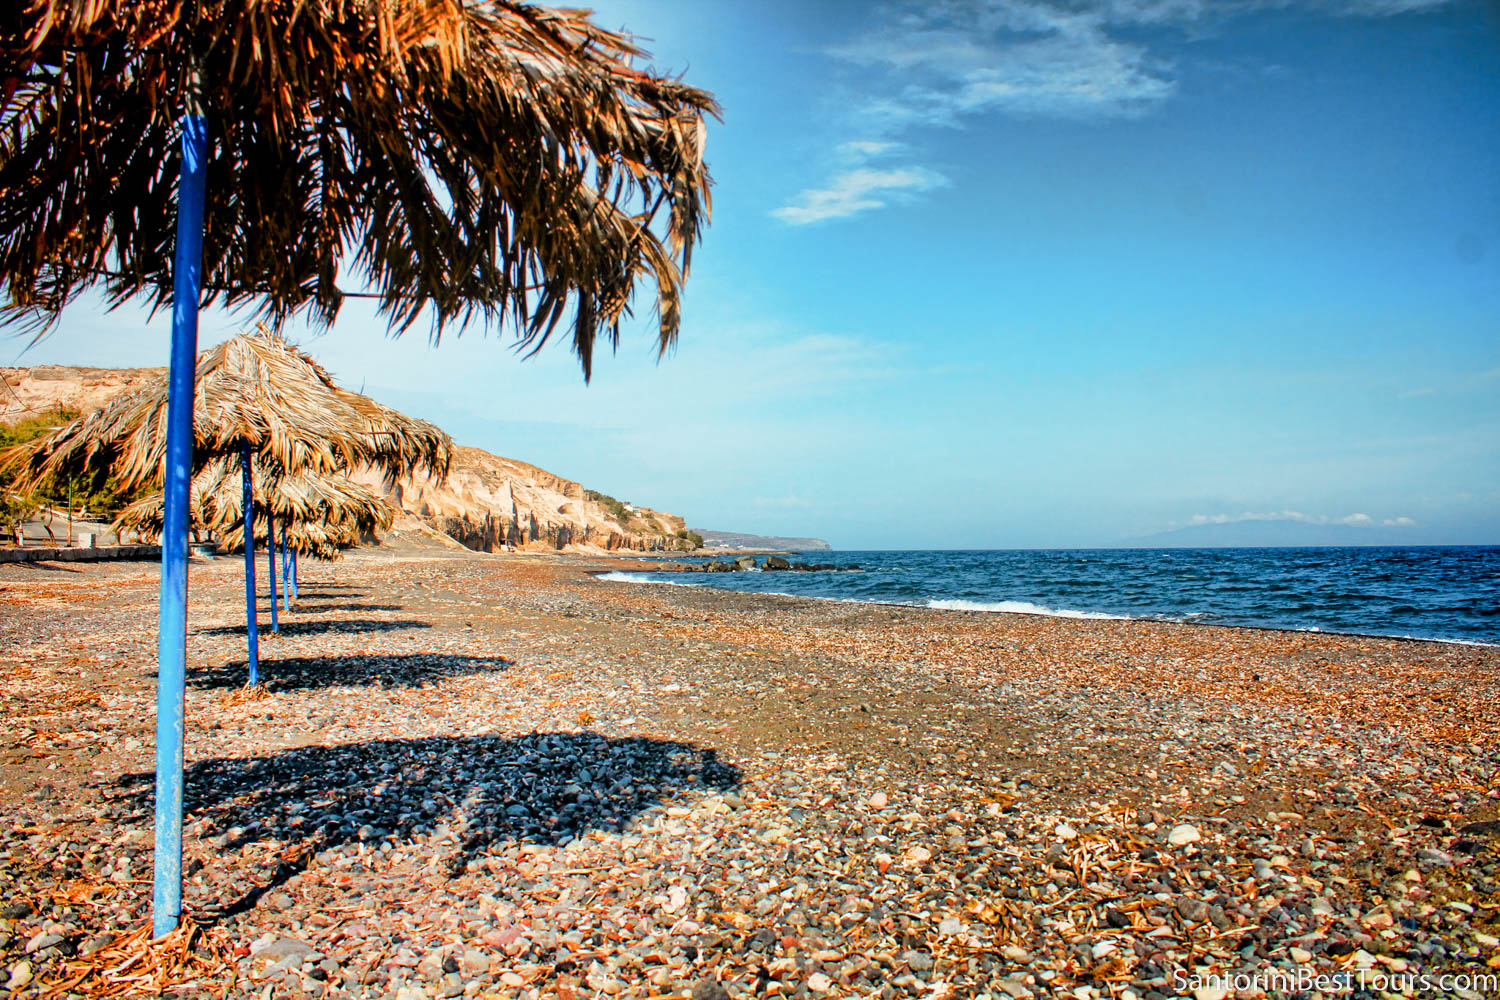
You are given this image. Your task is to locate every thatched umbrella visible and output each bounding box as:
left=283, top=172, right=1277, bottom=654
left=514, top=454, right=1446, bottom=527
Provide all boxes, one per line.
left=1, top=0, right=716, bottom=373
left=3, top=330, right=450, bottom=673
left=115, top=459, right=398, bottom=561
left=7, top=332, right=451, bottom=490
left=3, top=0, right=714, bottom=939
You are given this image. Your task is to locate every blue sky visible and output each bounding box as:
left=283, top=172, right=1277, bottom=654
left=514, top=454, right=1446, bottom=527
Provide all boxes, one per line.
left=12, top=0, right=1500, bottom=548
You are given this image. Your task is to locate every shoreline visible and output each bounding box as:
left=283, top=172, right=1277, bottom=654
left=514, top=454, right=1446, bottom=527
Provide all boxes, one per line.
left=2, top=552, right=1498, bottom=999
left=588, top=563, right=1500, bottom=650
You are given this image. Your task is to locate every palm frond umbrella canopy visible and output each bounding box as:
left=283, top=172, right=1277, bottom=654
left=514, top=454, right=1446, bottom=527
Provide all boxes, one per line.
left=114, top=459, right=398, bottom=560
left=4, top=332, right=451, bottom=490
left=3, top=0, right=715, bottom=939
left=1, top=0, right=716, bottom=375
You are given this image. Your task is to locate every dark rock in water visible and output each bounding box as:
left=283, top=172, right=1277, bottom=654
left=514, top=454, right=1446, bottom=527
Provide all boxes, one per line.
left=763, top=556, right=790, bottom=571
left=735, top=556, right=756, bottom=571
left=691, top=980, right=730, bottom=1000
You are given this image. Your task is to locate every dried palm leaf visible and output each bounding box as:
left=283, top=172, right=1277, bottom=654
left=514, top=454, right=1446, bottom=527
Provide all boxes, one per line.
left=114, top=456, right=397, bottom=559
left=1, top=330, right=450, bottom=491
left=40, top=915, right=236, bottom=998
left=1, top=0, right=716, bottom=379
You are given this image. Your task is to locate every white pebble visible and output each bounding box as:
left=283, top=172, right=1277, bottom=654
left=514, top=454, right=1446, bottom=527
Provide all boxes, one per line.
left=1168, top=823, right=1201, bottom=847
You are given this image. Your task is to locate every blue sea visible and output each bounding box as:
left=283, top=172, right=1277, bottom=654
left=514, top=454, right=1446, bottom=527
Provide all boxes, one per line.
left=603, top=546, right=1500, bottom=645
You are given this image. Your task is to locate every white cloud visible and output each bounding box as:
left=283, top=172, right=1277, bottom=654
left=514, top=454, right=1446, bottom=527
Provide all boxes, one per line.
left=754, top=496, right=813, bottom=508
left=772, top=166, right=949, bottom=225
left=775, top=0, right=1454, bottom=224
left=837, top=140, right=903, bottom=160
left=829, top=0, right=1453, bottom=127
left=1186, top=509, right=1415, bottom=527
left=829, top=4, right=1178, bottom=125
left=1332, top=0, right=1450, bottom=14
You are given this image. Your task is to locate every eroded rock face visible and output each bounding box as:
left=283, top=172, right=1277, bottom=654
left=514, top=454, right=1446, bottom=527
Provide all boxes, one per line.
left=2, top=366, right=689, bottom=555
left=0, top=365, right=164, bottom=423
left=356, top=446, right=686, bottom=554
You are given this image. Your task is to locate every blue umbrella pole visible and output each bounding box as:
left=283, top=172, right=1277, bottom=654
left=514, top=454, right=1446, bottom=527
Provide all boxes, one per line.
left=152, top=94, right=208, bottom=940
left=291, top=547, right=298, bottom=600
left=239, top=442, right=260, bottom=686
left=267, top=519, right=279, bottom=633
left=280, top=526, right=290, bottom=611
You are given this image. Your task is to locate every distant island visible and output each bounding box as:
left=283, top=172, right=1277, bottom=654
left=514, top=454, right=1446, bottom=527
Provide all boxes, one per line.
left=693, top=529, right=831, bottom=552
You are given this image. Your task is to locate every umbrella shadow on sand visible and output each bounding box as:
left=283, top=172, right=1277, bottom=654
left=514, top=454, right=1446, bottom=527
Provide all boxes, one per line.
left=117, top=732, right=741, bottom=916
left=283, top=602, right=406, bottom=613
left=190, top=652, right=515, bottom=691
left=198, top=617, right=432, bottom=638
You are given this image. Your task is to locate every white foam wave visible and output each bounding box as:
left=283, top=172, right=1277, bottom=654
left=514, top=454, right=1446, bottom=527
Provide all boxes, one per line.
left=925, top=599, right=1127, bottom=620
left=1407, top=635, right=1498, bottom=647
left=595, top=571, right=701, bottom=587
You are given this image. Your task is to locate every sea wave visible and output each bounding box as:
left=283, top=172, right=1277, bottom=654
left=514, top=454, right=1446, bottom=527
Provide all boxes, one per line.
left=596, top=571, right=700, bottom=587
left=924, top=598, right=1128, bottom=620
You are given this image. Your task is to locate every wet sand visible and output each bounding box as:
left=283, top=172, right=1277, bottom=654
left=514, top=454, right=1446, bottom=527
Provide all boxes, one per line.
left=1, top=550, right=1497, bottom=999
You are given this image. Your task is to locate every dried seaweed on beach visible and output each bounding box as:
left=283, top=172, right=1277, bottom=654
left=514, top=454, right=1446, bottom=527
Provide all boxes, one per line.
left=40, top=917, right=236, bottom=998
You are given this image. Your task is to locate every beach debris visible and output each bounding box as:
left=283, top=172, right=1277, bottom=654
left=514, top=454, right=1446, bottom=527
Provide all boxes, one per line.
left=38, top=917, right=235, bottom=997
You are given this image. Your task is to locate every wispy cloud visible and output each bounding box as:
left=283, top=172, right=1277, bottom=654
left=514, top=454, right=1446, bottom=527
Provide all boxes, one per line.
left=754, top=495, right=813, bottom=509
left=828, top=3, right=1179, bottom=126
left=775, top=0, right=1454, bottom=224
left=1186, top=509, right=1416, bottom=527
left=1332, top=0, right=1450, bottom=14
left=837, top=139, right=904, bottom=159
left=772, top=165, right=949, bottom=225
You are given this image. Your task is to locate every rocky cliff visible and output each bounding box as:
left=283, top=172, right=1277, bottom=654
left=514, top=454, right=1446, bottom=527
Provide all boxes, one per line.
left=0, top=364, right=160, bottom=419
left=2, top=364, right=690, bottom=555
left=356, top=447, right=687, bottom=554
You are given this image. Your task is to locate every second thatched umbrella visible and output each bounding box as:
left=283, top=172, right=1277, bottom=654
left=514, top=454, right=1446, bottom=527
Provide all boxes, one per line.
left=5, top=331, right=449, bottom=680
left=115, top=459, right=398, bottom=561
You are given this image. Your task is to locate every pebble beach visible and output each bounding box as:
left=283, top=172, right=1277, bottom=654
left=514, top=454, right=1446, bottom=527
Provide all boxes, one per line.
left=1, top=550, right=1498, bottom=999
